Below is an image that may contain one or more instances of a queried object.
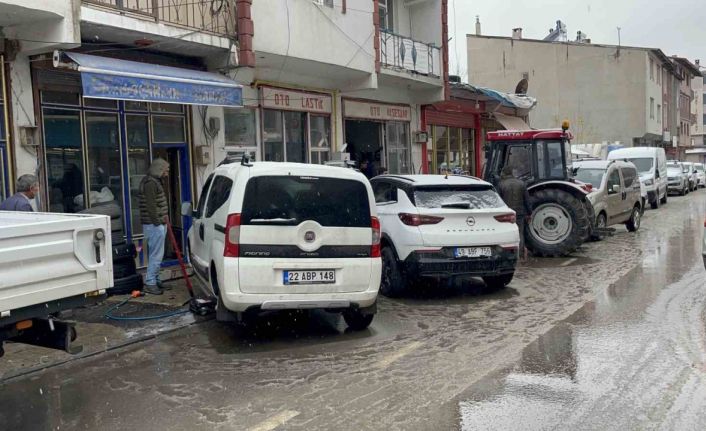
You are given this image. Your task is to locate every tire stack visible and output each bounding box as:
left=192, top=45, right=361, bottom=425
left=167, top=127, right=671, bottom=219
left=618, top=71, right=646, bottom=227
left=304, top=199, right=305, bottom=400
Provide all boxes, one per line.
left=110, top=241, right=143, bottom=295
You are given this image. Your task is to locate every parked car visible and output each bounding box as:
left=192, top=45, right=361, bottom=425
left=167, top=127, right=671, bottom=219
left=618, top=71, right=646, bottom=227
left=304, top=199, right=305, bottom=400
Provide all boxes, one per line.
left=695, top=163, right=706, bottom=188
left=573, top=160, right=643, bottom=239
left=608, top=147, right=667, bottom=209
left=369, top=175, right=519, bottom=296
left=186, top=161, right=382, bottom=330
left=682, top=161, right=698, bottom=191
left=667, top=161, right=690, bottom=196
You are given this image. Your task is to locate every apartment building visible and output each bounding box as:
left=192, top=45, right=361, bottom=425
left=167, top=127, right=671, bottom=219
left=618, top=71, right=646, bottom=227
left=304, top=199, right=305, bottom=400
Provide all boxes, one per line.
left=669, top=56, right=702, bottom=159
left=467, top=31, right=680, bottom=149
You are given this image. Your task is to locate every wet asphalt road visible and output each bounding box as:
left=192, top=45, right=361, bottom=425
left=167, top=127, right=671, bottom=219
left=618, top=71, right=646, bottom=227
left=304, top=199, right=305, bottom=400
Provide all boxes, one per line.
left=1, top=191, right=706, bottom=431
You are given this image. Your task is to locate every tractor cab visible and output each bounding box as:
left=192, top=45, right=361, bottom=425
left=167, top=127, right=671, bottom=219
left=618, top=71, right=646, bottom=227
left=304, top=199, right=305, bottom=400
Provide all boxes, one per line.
left=483, top=122, right=596, bottom=257
left=484, top=127, right=574, bottom=188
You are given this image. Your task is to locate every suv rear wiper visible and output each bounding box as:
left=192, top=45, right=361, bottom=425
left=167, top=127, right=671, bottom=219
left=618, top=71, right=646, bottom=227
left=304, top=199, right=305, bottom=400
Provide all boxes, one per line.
left=249, top=218, right=298, bottom=224
left=440, top=202, right=471, bottom=209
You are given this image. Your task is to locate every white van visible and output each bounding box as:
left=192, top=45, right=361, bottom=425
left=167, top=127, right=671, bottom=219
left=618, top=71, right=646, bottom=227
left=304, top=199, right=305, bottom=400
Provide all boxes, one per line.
left=607, top=147, right=668, bottom=209
left=186, top=161, right=382, bottom=330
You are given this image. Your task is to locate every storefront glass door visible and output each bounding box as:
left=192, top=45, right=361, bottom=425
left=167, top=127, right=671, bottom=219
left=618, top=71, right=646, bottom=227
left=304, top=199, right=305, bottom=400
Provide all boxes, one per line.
left=152, top=146, right=191, bottom=262
left=386, top=121, right=411, bottom=174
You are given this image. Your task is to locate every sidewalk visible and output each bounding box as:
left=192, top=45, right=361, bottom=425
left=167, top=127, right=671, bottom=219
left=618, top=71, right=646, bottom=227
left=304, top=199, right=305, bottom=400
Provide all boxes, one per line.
left=0, top=279, right=209, bottom=382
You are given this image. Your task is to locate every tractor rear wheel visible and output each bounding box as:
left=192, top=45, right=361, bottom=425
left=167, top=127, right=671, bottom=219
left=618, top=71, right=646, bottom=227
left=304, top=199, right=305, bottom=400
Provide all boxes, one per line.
left=526, top=189, right=590, bottom=257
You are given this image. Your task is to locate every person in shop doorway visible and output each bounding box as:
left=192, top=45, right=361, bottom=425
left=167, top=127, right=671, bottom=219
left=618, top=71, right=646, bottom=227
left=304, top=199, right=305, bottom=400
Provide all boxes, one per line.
left=498, top=165, right=532, bottom=260
left=0, top=174, right=39, bottom=212
left=360, top=158, right=376, bottom=179
left=139, top=158, right=170, bottom=295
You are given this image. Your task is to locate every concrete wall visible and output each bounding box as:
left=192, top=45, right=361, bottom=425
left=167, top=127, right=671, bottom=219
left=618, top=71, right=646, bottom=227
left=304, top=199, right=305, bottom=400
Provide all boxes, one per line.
left=393, top=0, right=442, bottom=46
left=251, top=0, right=374, bottom=73
left=467, top=36, right=651, bottom=146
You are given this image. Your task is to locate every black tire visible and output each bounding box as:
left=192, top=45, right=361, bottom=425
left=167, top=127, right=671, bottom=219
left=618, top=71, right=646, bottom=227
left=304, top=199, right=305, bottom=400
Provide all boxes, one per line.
left=591, top=212, right=607, bottom=241
left=683, top=185, right=688, bottom=196
left=583, top=200, right=596, bottom=241
left=380, top=246, right=406, bottom=297
left=650, top=197, right=659, bottom=209
left=483, top=272, right=514, bottom=290
left=626, top=206, right=641, bottom=232
left=525, top=189, right=590, bottom=257
left=343, top=309, right=374, bottom=330
left=660, top=191, right=667, bottom=205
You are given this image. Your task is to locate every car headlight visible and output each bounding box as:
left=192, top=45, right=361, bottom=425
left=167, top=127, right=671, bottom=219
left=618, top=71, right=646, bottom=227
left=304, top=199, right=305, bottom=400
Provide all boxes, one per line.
left=643, top=179, right=654, bottom=186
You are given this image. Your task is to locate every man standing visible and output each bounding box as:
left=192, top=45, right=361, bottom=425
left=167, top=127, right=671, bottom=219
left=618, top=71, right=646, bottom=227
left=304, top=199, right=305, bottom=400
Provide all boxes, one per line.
left=0, top=174, right=39, bottom=211
left=139, top=158, right=170, bottom=295
left=498, top=165, right=532, bottom=258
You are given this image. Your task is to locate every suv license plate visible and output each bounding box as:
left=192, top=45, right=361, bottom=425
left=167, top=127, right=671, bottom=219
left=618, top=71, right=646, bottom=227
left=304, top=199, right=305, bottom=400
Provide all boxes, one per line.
left=284, top=270, right=336, bottom=285
left=454, top=247, right=492, bottom=258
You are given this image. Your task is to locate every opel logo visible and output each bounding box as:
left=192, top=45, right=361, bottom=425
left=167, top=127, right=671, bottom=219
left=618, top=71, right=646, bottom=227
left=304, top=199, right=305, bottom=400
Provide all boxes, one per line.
left=466, top=216, right=476, bottom=227
left=304, top=231, right=316, bottom=242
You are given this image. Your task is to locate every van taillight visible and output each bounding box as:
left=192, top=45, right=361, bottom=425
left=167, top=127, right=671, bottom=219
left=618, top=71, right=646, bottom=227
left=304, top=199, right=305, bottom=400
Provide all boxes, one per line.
left=494, top=213, right=517, bottom=223
left=224, top=213, right=242, bottom=257
left=398, top=213, right=444, bottom=226
left=371, top=216, right=381, bottom=258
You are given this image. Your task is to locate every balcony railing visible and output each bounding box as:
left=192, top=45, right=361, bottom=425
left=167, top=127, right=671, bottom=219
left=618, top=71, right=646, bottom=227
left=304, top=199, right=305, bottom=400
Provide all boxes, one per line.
left=379, top=29, right=441, bottom=78
left=83, top=0, right=236, bottom=37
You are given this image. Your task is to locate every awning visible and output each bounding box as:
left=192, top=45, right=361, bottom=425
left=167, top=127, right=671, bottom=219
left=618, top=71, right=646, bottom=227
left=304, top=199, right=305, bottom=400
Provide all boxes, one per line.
left=685, top=148, right=706, bottom=154
left=475, top=86, right=537, bottom=110
left=53, top=51, right=242, bottom=107
left=494, top=113, right=531, bottom=131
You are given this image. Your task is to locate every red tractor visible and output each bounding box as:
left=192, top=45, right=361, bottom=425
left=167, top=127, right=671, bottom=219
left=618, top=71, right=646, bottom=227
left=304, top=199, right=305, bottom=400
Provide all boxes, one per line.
left=484, top=123, right=595, bottom=257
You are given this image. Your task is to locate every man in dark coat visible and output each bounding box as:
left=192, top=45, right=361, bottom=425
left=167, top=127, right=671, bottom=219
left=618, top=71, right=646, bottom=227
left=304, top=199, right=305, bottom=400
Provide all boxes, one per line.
left=139, top=158, right=170, bottom=295
left=0, top=174, right=39, bottom=212
left=498, top=165, right=532, bottom=258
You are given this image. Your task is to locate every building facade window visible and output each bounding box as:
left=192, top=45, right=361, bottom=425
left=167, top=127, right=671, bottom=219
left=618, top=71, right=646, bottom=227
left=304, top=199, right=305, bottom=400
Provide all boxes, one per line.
left=650, top=98, right=655, bottom=119
left=657, top=104, right=661, bottom=123
left=379, top=0, right=392, bottom=30
left=431, top=126, right=474, bottom=174
left=649, top=58, right=654, bottom=81
left=260, top=87, right=332, bottom=164
left=224, top=107, right=257, bottom=160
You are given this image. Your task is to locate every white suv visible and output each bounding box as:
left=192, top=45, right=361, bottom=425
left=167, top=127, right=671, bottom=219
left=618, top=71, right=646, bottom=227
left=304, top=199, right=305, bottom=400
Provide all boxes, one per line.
left=186, top=161, right=382, bottom=330
left=370, top=175, right=520, bottom=296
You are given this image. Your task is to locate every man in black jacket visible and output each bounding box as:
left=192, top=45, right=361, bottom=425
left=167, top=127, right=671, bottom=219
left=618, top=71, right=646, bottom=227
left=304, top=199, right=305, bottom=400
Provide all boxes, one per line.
left=139, top=158, right=170, bottom=295
left=498, top=165, right=532, bottom=258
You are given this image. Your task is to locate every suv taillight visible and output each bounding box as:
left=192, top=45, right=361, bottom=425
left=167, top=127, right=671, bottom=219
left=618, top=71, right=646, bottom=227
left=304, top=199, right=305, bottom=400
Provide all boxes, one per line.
left=224, top=213, right=241, bottom=257
left=398, top=213, right=444, bottom=226
left=371, top=216, right=381, bottom=258
left=494, top=213, right=517, bottom=223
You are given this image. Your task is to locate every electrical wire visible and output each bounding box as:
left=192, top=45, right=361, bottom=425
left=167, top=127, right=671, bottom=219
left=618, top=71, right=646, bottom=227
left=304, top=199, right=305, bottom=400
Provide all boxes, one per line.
left=104, top=296, right=190, bottom=321
left=277, top=0, right=293, bottom=82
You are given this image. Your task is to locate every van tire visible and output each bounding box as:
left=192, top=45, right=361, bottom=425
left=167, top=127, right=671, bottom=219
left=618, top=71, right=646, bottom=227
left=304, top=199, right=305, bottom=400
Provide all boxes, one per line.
left=380, top=246, right=406, bottom=297
left=660, top=191, right=667, bottom=204
left=591, top=212, right=607, bottom=241
left=343, top=310, right=374, bottom=330
left=626, top=206, right=641, bottom=232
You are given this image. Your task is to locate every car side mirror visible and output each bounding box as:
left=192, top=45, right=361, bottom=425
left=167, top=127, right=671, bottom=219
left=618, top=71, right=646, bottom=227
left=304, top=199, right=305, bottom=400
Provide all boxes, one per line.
left=609, top=185, right=621, bottom=194
left=181, top=202, right=193, bottom=217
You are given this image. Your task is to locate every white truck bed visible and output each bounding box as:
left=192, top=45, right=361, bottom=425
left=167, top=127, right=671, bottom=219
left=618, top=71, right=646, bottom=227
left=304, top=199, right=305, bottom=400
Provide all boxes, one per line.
left=0, top=211, right=113, bottom=316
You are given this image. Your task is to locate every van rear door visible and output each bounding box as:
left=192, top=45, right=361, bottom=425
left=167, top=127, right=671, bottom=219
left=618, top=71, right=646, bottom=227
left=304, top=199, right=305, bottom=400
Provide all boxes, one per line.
left=237, top=175, right=374, bottom=294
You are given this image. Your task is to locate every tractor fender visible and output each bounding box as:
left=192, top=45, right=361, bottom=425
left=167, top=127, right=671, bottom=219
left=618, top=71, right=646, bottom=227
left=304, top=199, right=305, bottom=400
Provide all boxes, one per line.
left=528, top=181, right=590, bottom=201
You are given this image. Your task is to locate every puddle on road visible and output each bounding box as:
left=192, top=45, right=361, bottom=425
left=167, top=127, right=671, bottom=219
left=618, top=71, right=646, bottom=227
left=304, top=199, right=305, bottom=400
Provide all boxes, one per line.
left=458, top=202, right=706, bottom=430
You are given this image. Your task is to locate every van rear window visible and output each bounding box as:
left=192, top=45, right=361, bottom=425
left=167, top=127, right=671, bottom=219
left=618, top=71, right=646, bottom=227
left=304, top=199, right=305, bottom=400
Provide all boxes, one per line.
left=241, top=176, right=371, bottom=227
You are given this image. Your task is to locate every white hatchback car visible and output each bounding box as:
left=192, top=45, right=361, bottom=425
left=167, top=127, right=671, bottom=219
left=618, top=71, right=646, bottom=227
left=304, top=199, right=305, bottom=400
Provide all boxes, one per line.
left=695, top=163, right=706, bottom=188
left=369, top=175, right=520, bottom=296
left=186, top=161, right=382, bottom=330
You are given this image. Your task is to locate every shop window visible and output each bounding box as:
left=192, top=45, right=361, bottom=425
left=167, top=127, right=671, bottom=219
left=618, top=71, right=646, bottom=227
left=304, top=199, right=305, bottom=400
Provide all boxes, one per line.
left=150, top=103, right=183, bottom=113
left=449, top=128, right=461, bottom=172
left=263, top=109, right=285, bottom=162
left=386, top=122, right=410, bottom=174
left=84, top=98, right=118, bottom=110
left=125, top=101, right=149, bottom=111
left=43, top=108, right=85, bottom=213
left=126, top=115, right=151, bottom=235
left=152, top=116, right=186, bottom=142
left=284, top=111, right=307, bottom=163
left=309, top=115, right=331, bottom=164
left=224, top=108, right=256, bottom=146
left=41, top=91, right=80, bottom=106
left=85, top=111, right=124, bottom=235
left=434, top=126, right=448, bottom=173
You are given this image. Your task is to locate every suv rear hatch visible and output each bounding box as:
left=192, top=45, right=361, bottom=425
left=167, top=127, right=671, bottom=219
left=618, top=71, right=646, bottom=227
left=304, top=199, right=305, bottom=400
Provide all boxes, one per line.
left=409, top=185, right=515, bottom=247
left=237, top=174, right=375, bottom=294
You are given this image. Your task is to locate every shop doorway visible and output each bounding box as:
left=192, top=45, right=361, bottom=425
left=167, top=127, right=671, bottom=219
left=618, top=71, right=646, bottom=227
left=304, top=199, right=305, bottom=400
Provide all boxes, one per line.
left=152, top=146, right=191, bottom=261
left=345, top=120, right=384, bottom=177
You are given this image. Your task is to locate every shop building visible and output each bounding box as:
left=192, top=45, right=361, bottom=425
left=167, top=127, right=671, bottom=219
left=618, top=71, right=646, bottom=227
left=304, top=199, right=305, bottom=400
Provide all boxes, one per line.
left=423, top=82, right=537, bottom=175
